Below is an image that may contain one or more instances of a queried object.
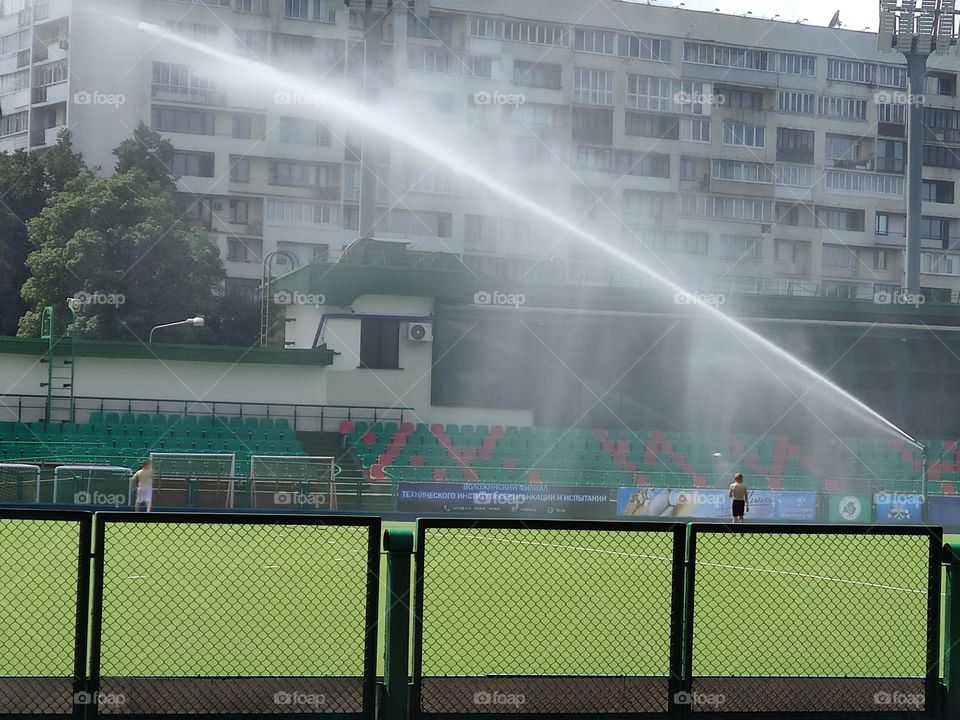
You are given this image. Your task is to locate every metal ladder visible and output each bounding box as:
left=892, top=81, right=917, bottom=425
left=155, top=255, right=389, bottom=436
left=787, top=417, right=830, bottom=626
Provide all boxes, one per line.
left=40, top=305, right=75, bottom=424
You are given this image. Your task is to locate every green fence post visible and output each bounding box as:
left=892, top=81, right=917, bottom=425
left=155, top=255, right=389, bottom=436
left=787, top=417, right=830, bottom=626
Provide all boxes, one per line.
left=946, top=544, right=960, bottom=720
left=383, top=528, right=414, bottom=720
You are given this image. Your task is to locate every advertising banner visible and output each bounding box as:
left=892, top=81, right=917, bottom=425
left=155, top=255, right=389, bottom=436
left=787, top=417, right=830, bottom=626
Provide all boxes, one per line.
left=397, top=482, right=611, bottom=518
left=826, top=494, right=873, bottom=523
left=616, top=487, right=817, bottom=520
left=926, top=496, right=960, bottom=531
left=873, top=493, right=925, bottom=524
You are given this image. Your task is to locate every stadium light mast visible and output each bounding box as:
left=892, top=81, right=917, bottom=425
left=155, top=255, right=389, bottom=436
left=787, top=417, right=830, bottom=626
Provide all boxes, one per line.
left=878, top=0, right=958, bottom=295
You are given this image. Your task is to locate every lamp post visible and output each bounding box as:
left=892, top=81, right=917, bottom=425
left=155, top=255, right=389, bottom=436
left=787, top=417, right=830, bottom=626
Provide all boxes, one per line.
left=878, top=0, right=958, bottom=295
left=149, top=316, right=205, bottom=343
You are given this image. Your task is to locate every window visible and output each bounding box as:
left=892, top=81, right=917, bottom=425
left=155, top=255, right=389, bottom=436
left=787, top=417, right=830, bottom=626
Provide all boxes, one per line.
left=574, top=29, right=615, bottom=54
left=404, top=166, right=457, bottom=195
left=469, top=16, right=569, bottom=47
left=827, top=59, right=874, bottom=84
left=874, top=249, right=888, bottom=271
left=722, top=88, right=764, bottom=110
left=720, top=235, right=763, bottom=261
left=230, top=156, right=250, bottom=182
left=623, top=191, right=663, bottom=218
left=0, top=69, right=27, bottom=95
left=514, top=104, right=562, bottom=129
left=617, top=34, right=670, bottom=61
left=924, top=144, right=960, bottom=169
left=573, top=146, right=670, bottom=177
left=825, top=134, right=860, bottom=161
left=774, top=164, right=813, bottom=187
left=712, top=159, right=773, bottom=183
left=408, top=15, right=453, bottom=42
left=0, top=29, right=29, bottom=56
left=778, top=91, right=813, bottom=114
left=235, top=0, right=269, bottom=14
left=818, top=96, right=867, bottom=120
left=876, top=213, right=890, bottom=236
left=172, top=151, right=214, bottom=178
left=935, top=73, right=957, bottom=96
left=923, top=179, right=954, bottom=203
left=152, top=62, right=216, bottom=104
left=390, top=209, right=452, bottom=238
left=312, top=0, right=336, bottom=22
left=232, top=114, right=252, bottom=139
left=265, top=199, right=340, bottom=225
left=279, top=116, right=329, bottom=145
left=921, top=216, right=950, bottom=247
left=776, top=127, right=814, bottom=163
left=407, top=46, right=452, bottom=73
left=227, top=238, right=249, bottom=262
left=359, top=318, right=400, bottom=370
left=0, top=110, right=26, bottom=136
left=879, top=102, right=906, bottom=125
left=185, top=198, right=213, bottom=230
left=463, top=55, right=494, bottom=79
left=680, top=157, right=698, bottom=181
left=822, top=244, right=858, bottom=269
left=680, top=194, right=774, bottom=222
left=573, top=68, right=614, bottom=106
left=683, top=117, right=711, bottom=143
left=269, top=161, right=331, bottom=187
left=877, top=140, right=905, bottom=173
left=234, top=29, right=269, bottom=57
left=722, top=122, right=765, bottom=148
left=877, top=64, right=906, bottom=89
left=683, top=42, right=770, bottom=70
left=779, top=53, right=816, bottom=76
left=572, top=107, right=613, bottom=144
left=513, top=61, right=561, bottom=89
left=229, top=199, right=248, bottom=224
left=284, top=0, right=308, bottom=19
left=627, top=229, right=707, bottom=254
left=624, top=111, right=678, bottom=140
left=826, top=170, right=903, bottom=196
left=775, top=239, right=800, bottom=263
left=815, top=207, right=865, bottom=232
left=151, top=107, right=215, bottom=135
left=626, top=75, right=708, bottom=115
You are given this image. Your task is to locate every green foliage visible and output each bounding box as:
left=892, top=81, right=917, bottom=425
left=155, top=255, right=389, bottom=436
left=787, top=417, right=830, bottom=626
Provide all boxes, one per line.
left=112, top=122, right=176, bottom=190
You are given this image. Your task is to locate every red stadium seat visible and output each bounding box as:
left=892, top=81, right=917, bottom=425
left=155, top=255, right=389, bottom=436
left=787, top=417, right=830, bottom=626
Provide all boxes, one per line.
left=432, top=468, right=447, bottom=481
left=409, top=456, right=425, bottom=467
left=943, top=482, right=957, bottom=495
left=464, top=468, right=480, bottom=482
left=490, top=425, right=505, bottom=438
left=527, top=470, right=542, bottom=484
left=502, top=458, right=517, bottom=469
left=370, top=464, right=388, bottom=481
left=693, top=475, right=709, bottom=488
left=623, top=461, right=638, bottom=472
left=592, top=428, right=607, bottom=441
left=634, top=473, right=649, bottom=486
left=430, top=424, right=444, bottom=435
left=361, top=432, right=376, bottom=446
left=767, top=477, right=784, bottom=490
left=400, top=423, right=415, bottom=434
left=339, top=420, right=354, bottom=434
left=478, top=446, right=493, bottom=460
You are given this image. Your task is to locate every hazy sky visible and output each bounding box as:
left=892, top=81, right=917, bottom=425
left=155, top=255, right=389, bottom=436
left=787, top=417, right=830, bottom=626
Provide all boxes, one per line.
left=658, top=0, right=879, bottom=31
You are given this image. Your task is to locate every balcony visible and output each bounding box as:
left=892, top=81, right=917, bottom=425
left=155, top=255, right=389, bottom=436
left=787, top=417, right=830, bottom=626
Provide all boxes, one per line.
left=683, top=63, right=777, bottom=89
left=825, top=169, right=904, bottom=198
left=32, top=82, right=67, bottom=105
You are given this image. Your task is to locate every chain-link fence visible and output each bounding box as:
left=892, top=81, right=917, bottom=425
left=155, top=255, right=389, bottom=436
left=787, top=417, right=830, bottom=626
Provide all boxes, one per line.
left=413, top=519, right=684, bottom=716
left=0, top=510, right=90, bottom=716
left=684, top=524, right=941, bottom=716
left=90, top=513, right=380, bottom=717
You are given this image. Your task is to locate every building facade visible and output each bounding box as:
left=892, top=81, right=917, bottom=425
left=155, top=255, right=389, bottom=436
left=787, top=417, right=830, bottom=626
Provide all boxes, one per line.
left=4, top=0, right=960, bottom=302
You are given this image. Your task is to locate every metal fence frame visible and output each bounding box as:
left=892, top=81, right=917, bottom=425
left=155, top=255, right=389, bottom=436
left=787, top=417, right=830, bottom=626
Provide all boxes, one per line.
left=682, top=523, right=943, bottom=720
left=88, top=512, right=381, bottom=720
left=0, top=509, right=91, bottom=720
left=411, top=518, right=687, bottom=720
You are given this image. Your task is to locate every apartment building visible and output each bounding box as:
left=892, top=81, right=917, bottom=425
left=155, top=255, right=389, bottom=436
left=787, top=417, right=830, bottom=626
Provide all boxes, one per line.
left=4, top=0, right=960, bottom=302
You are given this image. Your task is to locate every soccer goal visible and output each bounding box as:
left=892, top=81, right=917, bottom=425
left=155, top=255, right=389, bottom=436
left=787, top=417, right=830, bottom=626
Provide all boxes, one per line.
left=0, top=464, right=41, bottom=504
left=249, top=455, right=337, bottom=510
left=53, top=465, right=132, bottom=507
left=149, top=453, right=237, bottom=508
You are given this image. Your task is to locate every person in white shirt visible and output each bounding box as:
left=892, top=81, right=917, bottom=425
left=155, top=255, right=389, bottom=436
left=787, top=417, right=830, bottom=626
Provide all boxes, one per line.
left=131, top=460, right=154, bottom=512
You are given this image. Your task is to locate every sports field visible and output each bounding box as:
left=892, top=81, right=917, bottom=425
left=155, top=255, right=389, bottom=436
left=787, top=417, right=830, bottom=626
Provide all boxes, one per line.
left=0, top=517, right=953, bottom=687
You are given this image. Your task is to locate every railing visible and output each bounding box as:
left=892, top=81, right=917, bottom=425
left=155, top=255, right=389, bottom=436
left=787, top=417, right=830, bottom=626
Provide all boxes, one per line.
left=0, top=394, right=414, bottom=432
left=1, top=510, right=950, bottom=719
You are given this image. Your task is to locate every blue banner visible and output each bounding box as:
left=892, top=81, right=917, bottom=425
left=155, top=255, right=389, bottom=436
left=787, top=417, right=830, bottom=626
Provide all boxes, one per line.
left=397, top=482, right=611, bottom=518
left=926, top=496, right=960, bottom=530
left=874, top=493, right=925, bottom=524
left=617, top=487, right=817, bottom=520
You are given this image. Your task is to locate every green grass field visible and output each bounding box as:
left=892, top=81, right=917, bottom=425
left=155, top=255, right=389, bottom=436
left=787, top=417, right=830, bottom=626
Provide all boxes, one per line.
left=0, top=518, right=955, bottom=684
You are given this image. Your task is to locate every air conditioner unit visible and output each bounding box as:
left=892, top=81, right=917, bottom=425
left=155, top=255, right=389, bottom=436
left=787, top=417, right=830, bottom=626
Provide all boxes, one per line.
left=408, top=321, right=433, bottom=342
left=58, top=39, right=69, bottom=50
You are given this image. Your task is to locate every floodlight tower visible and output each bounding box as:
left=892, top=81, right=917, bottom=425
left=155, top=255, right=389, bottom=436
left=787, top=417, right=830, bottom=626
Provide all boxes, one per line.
left=878, top=1, right=958, bottom=294
left=345, top=1, right=431, bottom=240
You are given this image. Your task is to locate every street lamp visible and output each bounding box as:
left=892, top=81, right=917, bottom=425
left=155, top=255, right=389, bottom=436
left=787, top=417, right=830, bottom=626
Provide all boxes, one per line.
left=878, top=0, right=958, bottom=294
left=148, top=316, right=205, bottom=343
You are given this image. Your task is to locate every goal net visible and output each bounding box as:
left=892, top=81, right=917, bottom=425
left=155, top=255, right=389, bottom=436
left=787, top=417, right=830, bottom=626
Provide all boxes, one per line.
left=0, top=464, right=41, bottom=504
left=149, top=453, right=237, bottom=508
left=53, top=465, right=132, bottom=507
left=249, top=455, right=337, bottom=510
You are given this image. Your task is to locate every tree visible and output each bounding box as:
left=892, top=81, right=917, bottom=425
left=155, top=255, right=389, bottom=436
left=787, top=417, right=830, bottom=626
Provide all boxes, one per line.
left=112, top=122, right=176, bottom=190
left=0, top=131, right=86, bottom=335
left=19, top=169, right=225, bottom=341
